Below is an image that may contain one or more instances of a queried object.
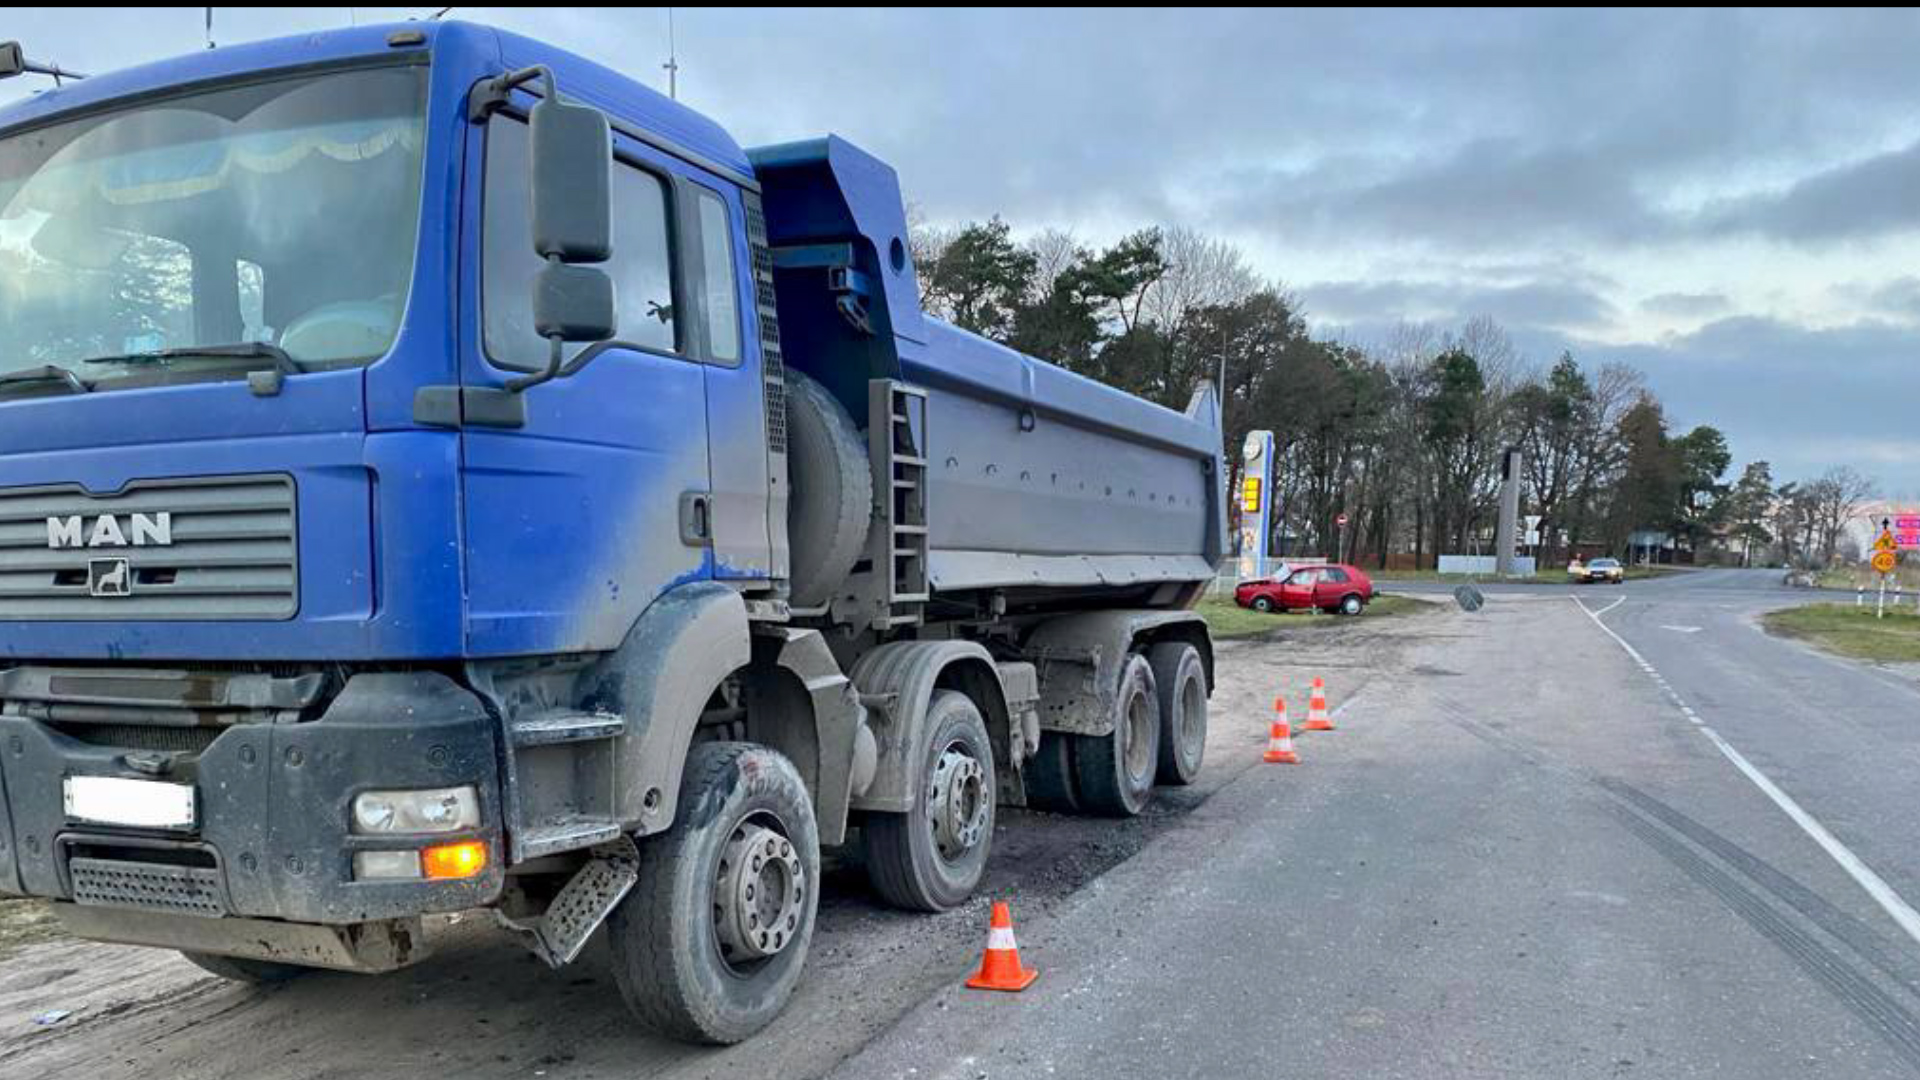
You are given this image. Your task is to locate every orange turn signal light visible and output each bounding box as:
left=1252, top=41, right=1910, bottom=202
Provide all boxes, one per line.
left=421, top=840, right=488, bottom=881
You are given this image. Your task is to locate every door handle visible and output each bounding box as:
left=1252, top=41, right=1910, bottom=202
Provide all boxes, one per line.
left=680, top=492, right=713, bottom=546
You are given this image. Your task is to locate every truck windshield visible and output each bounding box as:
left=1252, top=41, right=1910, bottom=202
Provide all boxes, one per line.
left=0, top=65, right=427, bottom=389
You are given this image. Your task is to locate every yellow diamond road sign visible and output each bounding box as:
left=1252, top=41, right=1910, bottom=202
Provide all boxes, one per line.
left=1874, top=530, right=1898, bottom=553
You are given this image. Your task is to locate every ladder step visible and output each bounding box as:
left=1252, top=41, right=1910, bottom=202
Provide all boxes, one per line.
left=511, top=711, right=627, bottom=747
left=892, top=524, right=928, bottom=535
left=516, top=818, right=625, bottom=861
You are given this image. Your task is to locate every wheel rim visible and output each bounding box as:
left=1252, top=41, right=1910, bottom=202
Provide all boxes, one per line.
left=927, top=741, right=988, bottom=865
left=712, top=813, right=805, bottom=974
left=1345, top=597, right=1361, bottom=614
left=1123, top=688, right=1153, bottom=782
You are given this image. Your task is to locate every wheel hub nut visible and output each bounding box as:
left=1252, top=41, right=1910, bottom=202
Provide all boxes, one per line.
left=714, top=823, right=804, bottom=962
left=929, top=747, right=987, bottom=859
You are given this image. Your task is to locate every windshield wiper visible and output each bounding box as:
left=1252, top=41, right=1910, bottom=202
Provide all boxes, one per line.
left=0, top=364, right=92, bottom=397
left=76, top=341, right=305, bottom=375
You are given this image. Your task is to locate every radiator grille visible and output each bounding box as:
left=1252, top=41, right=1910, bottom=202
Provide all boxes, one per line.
left=69, top=857, right=227, bottom=917
left=0, top=475, right=297, bottom=621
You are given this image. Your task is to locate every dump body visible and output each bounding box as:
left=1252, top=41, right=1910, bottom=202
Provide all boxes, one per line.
left=750, top=135, right=1225, bottom=603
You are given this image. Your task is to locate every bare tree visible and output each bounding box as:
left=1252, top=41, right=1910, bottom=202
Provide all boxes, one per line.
left=1810, top=465, right=1878, bottom=563
left=1143, top=225, right=1261, bottom=331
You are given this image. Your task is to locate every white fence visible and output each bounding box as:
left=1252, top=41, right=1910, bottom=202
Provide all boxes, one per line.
left=1436, top=555, right=1537, bottom=576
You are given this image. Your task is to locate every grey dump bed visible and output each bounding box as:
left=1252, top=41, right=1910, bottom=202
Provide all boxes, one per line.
left=750, top=135, right=1226, bottom=599
left=903, top=321, right=1224, bottom=593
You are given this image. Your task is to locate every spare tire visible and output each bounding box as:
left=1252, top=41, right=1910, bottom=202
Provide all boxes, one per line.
left=785, top=372, right=873, bottom=609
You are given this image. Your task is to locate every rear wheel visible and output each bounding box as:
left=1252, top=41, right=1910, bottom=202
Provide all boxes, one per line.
left=1339, top=593, right=1365, bottom=615
left=608, top=742, right=819, bottom=1045
left=1072, top=654, right=1161, bottom=817
left=1148, top=642, right=1207, bottom=786
left=1023, top=729, right=1080, bottom=813
left=181, top=952, right=310, bottom=985
left=863, top=691, right=995, bottom=912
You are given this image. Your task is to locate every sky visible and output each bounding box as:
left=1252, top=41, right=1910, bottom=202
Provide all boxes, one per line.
left=3, top=8, right=1917, bottom=496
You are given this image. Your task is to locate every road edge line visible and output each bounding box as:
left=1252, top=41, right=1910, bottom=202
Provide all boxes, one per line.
left=1571, top=596, right=1920, bottom=949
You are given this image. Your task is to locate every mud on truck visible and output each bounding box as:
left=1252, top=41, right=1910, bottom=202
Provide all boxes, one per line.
left=0, top=22, right=1225, bottom=1043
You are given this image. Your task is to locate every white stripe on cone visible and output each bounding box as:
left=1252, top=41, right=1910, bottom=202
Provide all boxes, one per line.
left=986, top=926, right=1019, bottom=951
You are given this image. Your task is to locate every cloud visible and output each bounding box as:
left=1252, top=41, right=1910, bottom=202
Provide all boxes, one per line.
left=1698, top=140, right=1920, bottom=244
left=1640, top=292, right=1732, bottom=319
left=1299, top=277, right=1618, bottom=331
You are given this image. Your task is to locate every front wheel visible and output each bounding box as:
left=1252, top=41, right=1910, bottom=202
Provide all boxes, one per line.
left=1252, top=596, right=1274, bottom=613
left=863, top=690, right=996, bottom=912
left=608, top=742, right=820, bottom=1045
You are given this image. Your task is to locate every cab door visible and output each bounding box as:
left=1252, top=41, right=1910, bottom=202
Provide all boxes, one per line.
left=456, top=112, right=714, bottom=657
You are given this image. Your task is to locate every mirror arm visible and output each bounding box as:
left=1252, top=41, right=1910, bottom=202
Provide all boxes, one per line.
left=506, top=334, right=565, bottom=394
left=469, top=64, right=555, bottom=123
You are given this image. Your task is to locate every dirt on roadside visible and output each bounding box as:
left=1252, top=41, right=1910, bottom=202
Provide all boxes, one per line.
left=0, top=610, right=1443, bottom=1080
left=0, top=899, right=58, bottom=959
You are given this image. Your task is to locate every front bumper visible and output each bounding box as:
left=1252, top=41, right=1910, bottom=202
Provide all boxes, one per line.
left=0, top=671, right=504, bottom=925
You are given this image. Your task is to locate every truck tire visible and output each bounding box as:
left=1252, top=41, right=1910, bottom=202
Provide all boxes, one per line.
left=1148, top=641, right=1207, bottom=786
left=180, top=952, right=310, bottom=984
left=1022, top=730, right=1080, bottom=813
left=608, top=742, right=819, bottom=1045
left=785, top=372, right=872, bottom=609
left=1071, top=653, right=1161, bottom=817
left=862, top=690, right=995, bottom=912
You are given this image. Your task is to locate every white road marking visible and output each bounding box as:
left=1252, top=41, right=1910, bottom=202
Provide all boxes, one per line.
left=1589, top=597, right=1625, bottom=618
left=1573, top=597, right=1920, bottom=948
left=1660, top=625, right=1703, bottom=634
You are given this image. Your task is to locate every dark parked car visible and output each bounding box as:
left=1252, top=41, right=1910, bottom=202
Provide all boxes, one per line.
left=1235, top=563, right=1375, bottom=615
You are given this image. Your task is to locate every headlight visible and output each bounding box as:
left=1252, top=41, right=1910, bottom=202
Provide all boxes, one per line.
left=351, top=786, right=480, bottom=835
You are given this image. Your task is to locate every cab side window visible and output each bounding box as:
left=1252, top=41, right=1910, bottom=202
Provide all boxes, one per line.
left=694, top=190, right=741, bottom=364
left=482, top=119, right=677, bottom=370
left=1323, top=568, right=1349, bottom=584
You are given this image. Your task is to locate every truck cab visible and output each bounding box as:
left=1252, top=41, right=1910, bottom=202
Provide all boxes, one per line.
left=0, top=22, right=1223, bottom=1044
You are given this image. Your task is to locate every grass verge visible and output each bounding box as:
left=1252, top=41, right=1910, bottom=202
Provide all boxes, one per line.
left=1762, top=603, right=1920, bottom=664
left=1198, top=593, right=1434, bottom=641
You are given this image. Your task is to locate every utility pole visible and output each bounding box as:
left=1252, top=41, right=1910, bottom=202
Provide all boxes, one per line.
left=1495, top=446, right=1523, bottom=577
left=663, top=8, right=680, bottom=100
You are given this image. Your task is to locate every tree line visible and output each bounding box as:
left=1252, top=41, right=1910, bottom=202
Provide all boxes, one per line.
left=910, top=216, right=1875, bottom=568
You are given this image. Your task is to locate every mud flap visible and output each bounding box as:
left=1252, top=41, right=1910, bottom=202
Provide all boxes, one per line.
left=498, top=836, right=640, bottom=967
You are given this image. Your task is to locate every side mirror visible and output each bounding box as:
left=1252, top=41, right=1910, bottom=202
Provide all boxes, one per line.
left=529, top=95, right=612, bottom=264
left=0, top=43, right=25, bottom=79
left=534, top=262, right=615, bottom=342
left=508, top=86, right=616, bottom=393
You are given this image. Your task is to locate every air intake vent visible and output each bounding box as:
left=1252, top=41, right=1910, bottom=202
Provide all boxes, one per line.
left=0, top=475, right=297, bottom=621
left=745, top=194, right=789, bottom=455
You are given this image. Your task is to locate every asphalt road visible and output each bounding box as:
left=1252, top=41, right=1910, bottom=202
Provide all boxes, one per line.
left=840, top=569, right=1920, bottom=1078
left=10, top=570, right=1920, bottom=1078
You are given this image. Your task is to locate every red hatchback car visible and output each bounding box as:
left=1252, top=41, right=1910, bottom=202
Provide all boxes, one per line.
left=1235, top=563, right=1375, bottom=616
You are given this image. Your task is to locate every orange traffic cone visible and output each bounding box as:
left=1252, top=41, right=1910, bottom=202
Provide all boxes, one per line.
left=1263, top=698, right=1300, bottom=764
left=965, top=901, right=1039, bottom=991
left=1304, top=678, right=1335, bottom=731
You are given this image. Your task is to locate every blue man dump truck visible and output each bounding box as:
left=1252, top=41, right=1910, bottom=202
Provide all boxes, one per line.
left=0, top=22, right=1223, bottom=1042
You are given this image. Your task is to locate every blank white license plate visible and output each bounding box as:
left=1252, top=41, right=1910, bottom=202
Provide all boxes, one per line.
left=63, top=776, right=197, bottom=829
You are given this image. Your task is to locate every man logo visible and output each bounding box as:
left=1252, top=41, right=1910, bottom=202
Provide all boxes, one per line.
left=46, top=512, right=173, bottom=550
left=89, top=558, right=133, bottom=598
